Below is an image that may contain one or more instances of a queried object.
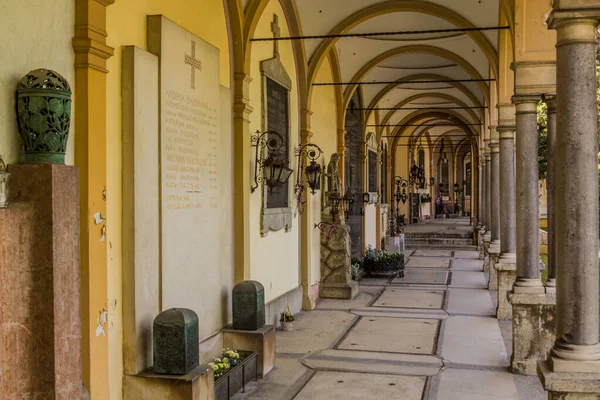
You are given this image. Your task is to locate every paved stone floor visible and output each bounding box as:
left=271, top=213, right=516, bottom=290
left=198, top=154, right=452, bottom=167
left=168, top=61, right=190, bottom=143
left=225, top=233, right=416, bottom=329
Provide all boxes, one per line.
left=233, top=236, right=547, bottom=399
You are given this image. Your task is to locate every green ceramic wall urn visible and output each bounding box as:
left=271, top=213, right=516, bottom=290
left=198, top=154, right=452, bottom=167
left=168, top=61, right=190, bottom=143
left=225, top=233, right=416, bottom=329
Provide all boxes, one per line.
left=16, top=69, right=72, bottom=164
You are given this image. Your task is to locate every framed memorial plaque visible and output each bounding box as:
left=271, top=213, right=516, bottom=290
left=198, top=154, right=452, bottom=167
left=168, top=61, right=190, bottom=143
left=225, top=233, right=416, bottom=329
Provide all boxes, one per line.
left=260, top=40, right=293, bottom=234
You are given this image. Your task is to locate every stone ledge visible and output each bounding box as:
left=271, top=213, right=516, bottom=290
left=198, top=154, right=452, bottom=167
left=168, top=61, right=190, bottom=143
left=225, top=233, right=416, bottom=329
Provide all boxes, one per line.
left=538, top=360, right=600, bottom=394
left=222, top=325, right=275, bottom=377
left=510, top=292, right=556, bottom=305
left=124, top=366, right=214, bottom=400
left=496, top=262, right=516, bottom=271
left=320, top=281, right=359, bottom=300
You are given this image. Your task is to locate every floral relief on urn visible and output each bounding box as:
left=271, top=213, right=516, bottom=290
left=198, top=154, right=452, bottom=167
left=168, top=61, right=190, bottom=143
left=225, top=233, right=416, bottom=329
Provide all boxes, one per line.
left=16, top=69, right=72, bottom=164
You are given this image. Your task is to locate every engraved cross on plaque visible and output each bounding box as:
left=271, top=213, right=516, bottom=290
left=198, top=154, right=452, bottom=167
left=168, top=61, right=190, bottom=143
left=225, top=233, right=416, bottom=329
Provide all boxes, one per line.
left=184, top=40, right=202, bottom=89
left=271, top=14, right=281, bottom=58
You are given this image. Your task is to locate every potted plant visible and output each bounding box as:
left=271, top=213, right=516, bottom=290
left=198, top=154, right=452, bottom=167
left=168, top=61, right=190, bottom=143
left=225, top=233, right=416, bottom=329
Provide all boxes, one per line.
left=207, top=348, right=259, bottom=400
left=280, top=307, right=295, bottom=331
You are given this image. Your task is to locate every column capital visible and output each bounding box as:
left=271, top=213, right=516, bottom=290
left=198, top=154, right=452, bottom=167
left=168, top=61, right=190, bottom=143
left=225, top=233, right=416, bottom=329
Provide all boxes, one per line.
left=512, top=95, right=540, bottom=114
left=548, top=5, right=600, bottom=33
left=544, top=94, right=557, bottom=114
left=497, top=103, right=516, bottom=127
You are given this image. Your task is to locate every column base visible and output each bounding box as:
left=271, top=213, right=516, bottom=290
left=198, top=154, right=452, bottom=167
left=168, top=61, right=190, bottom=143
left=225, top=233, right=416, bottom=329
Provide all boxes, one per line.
left=538, top=360, right=600, bottom=399
left=496, top=261, right=516, bottom=320
left=509, top=293, right=556, bottom=375
left=513, top=278, right=545, bottom=294
left=487, top=247, right=501, bottom=291
left=549, top=343, right=600, bottom=373
left=222, top=325, right=276, bottom=377
left=546, top=278, right=557, bottom=294
left=124, top=366, right=214, bottom=400
left=319, top=281, right=359, bottom=300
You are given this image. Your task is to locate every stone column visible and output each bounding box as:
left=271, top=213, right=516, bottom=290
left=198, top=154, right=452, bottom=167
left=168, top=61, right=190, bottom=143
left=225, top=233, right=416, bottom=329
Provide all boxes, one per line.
left=479, top=152, right=489, bottom=262
left=488, top=127, right=501, bottom=291
left=485, top=149, right=492, bottom=232
left=540, top=14, right=600, bottom=386
left=479, top=153, right=486, bottom=227
left=513, top=95, right=544, bottom=294
left=489, top=127, right=501, bottom=247
left=495, top=106, right=517, bottom=320
left=545, top=95, right=557, bottom=291
left=483, top=144, right=493, bottom=273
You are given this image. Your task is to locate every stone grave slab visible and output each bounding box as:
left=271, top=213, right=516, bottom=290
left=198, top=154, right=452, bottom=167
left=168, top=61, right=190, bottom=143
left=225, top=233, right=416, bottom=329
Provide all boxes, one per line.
left=406, top=257, right=450, bottom=269
left=147, top=15, right=224, bottom=336
left=338, top=317, right=438, bottom=354
left=413, top=250, right=453, bottom=257
left=437, top=368, right=519, bottom=400
left=450, top=271, right=487, bottom=288
left=351, top=308, right=448, bottom=320
left=303, top=349, right=442, bottom=376
left=392, top=269, right=449, bottom=285
left=373, top=288, right=444, bottom=309
left=441, top=316, right=509, bottom=367
left=316, top=293, right=374, bottom=310
left=451, top=259, right=484, bottom=271
left=447, top=289, right=495, bottom=316
left=276, top=311, right=354, bottom=355
left=454, top=250, right=480, bottom=259
left=295, top=371, right=426, bottom=400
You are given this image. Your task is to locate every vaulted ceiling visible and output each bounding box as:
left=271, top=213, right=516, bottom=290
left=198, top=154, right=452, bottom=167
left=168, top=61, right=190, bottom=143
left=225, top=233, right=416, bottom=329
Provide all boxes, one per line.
left=249, top=0, right=503, bottom=150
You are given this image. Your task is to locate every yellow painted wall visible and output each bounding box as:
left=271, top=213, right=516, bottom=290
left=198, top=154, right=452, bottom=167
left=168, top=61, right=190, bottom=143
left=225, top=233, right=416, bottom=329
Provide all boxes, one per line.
left=106, top=1, right=231, bottom=398
left=248, top=0, right=300, bottom=303
left=0, top=0, right=75, bottom=165
left=514, top=0, right=556, bottom=62
left=310, top=59, right=338, bottom=286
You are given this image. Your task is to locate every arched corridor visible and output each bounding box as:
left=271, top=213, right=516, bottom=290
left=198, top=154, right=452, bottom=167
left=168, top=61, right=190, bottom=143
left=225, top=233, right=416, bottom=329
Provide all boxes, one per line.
left=1, top=0, right=599, bottom=399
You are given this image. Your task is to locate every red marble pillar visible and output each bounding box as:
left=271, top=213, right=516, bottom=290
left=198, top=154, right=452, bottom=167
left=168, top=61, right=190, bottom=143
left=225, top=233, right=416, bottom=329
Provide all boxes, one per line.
left=0, top=164, right=81, bottom=399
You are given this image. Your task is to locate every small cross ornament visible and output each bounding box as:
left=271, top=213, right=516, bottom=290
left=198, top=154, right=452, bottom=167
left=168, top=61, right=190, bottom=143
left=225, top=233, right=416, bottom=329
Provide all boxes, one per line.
left=185, top=40, right=202, bottom=89
left=271, top=14, right=281, bottom=57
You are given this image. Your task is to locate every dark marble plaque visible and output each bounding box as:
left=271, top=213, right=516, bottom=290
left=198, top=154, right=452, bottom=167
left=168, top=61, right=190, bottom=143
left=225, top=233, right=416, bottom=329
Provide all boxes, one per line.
left=232, top=280, right=265, bottom=330
left=368, top=150, right=377, bottom=193
left=153, top=308, right=199, bottom=375
left=266, top=77, right=289, bottom=209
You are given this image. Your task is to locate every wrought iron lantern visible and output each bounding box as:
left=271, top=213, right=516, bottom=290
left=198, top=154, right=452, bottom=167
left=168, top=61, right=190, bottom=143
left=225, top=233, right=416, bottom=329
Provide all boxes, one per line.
left=0, top=156, right=8, bottom=209
left=410, top=164, right=420, bottom=182
left=262, top=155, right=293, bottom=190
left=295, top=143, right=324, bottom=195
left=342, top=189, right=355, bottom=221
left=360, top=192, right=370, bottom=216
left=393, top=177, right=409, bottom=205
left=251, top=130, right=293, bottom=193
left=429, top=177, right=435, bottom=187
left=453, top=183, right=459, bottom=194
left=328, top=188, right=342, bottom=216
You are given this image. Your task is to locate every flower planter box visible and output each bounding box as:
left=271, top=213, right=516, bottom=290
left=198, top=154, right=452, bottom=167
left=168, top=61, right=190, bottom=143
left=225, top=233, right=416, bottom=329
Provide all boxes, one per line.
left=214, top=350, right=258, bottom=400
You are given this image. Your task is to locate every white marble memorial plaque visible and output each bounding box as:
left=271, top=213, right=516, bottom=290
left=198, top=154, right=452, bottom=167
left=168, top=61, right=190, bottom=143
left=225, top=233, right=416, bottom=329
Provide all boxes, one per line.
left=148, top=16, right=220, bottom=317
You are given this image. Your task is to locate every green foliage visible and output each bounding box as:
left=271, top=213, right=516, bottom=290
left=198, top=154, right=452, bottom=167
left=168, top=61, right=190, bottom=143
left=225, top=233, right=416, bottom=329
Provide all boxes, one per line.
left=355, top=246, right=405, bottom=275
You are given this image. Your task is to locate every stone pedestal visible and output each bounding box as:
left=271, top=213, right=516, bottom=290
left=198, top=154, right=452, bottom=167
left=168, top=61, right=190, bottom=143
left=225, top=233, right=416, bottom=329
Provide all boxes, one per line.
left=538, top=361, right=600, bottom=399
left=0, top=165, right=82, bottom=399
left=496, top=260, right=516, bottom=320
left=510, top=293, right=556, bottom=375
left=319, top=213, right=358, bottom=299
left=124, top=367, right=214, bottom=400
left=487, top=244, right=500, bottom=290
left=483, top=233, right=491, bottom=272
left=222, top=325, right=275, bottom=377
